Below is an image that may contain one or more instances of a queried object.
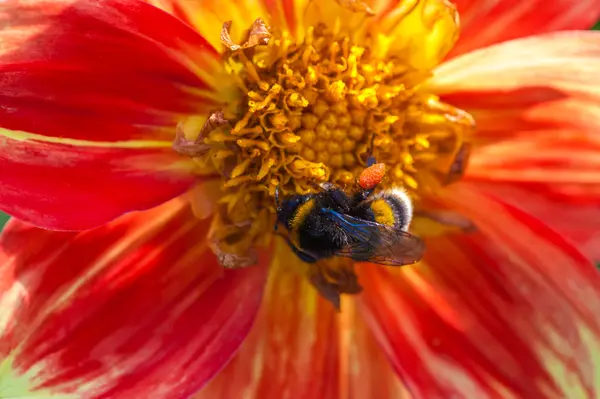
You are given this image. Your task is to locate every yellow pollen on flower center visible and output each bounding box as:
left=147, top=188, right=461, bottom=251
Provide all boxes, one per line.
left=190, top=19, right=475, bottom=267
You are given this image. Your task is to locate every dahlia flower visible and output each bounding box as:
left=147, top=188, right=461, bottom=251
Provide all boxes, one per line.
left=0, top=0, right=599, bottom=398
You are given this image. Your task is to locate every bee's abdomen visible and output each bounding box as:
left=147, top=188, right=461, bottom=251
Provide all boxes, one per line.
left=369, top=199, right=396, bottom=226
left=368, top=189, right=413, bottom=231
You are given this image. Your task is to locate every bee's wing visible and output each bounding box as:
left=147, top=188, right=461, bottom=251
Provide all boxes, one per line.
left=323, top=210, right=425, bottom=266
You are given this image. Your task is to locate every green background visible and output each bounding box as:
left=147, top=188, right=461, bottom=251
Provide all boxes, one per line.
left=0, top=21, right=599, bottom=231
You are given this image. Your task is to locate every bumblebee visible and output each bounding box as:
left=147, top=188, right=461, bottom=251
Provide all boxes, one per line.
left=274, top=159, right=425, bottom=266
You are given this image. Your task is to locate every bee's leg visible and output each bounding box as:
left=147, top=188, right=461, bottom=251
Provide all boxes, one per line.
left=291, top=245, right=318, bottom=263
left=273, top=186, right=282, bottom=232
left=320, top=182, right=337, bottom=191
left=276, top=233, right=318, bottom=263
left=274, top=185, right=281, bottom=211
left=353, top=188, right=374, bottom=203
left=306, top=181, right=337, bottom=192
left=357, top=133, right=386, bottom=197
left=329, top=189, right=352, bottom=212
left=307, top=181, right=351, bottom=212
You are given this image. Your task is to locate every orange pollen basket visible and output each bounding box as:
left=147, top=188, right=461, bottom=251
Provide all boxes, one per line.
left=359, top=163, right=387, bottom=190
left=174, top=16, right=475, bottom=287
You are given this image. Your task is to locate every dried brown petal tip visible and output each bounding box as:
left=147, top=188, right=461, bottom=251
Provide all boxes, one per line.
left=208, top=216, right=258, bottom=269
left=215, top=250, right=258, bottom=269
left=220, top=21, right=240, bottom=51
left=209, top=232, right=258, bottom=269
left=199, top=110, right=230, bottom=140
left=220, top=19, right=271, bottom=52
left=173, top=111, right=230, bottom=157
left=246, top=18, right=271, bottom=48
left=172, top=123, right=210, bottom=157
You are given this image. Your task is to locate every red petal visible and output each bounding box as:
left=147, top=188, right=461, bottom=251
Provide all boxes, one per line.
left=0, top=0, right=226, bottom=229
left=0, top=138, right=199, bottom=230
left=472, top=182, right=600, bottom=262
left=449, top=0, right=600, bottom=57
left=428, top=31, right=600, bottom=140
left=1, top=0, right=221, bottom=142
left=197, top=242, right=411, bottom=398
left=358, top=184, right=600, bottom=398
left=466, top=131, right=600, bottom=184
left=0, top=198, right=269, bottom=398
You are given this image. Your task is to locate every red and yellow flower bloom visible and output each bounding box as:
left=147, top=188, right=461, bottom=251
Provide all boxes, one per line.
left=1, top=0, right=600, bottom=398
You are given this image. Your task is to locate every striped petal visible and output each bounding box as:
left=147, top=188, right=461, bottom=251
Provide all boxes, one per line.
left=344, top=299, right=413, bottom=399
left=472, top=182, right=600, bottom=262
left=359, top=184, right=600, bottom=398
left=0, top=198, right=268, bottom=399
left=450, top=0, right=600, bottom=58
left=196, top=241, right=411, bottom=399
left=0, top=0, right=224, bottom=229
left=466, top=131, right=600, bottom=184
left=196, top=242, right=342, bottom=398
left=426, top=31, right=600, bottom=141
left=428, top=31, right=600, bottom=261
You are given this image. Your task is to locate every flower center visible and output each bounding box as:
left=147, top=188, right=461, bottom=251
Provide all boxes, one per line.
left=175, top=18, right=474, bottom=271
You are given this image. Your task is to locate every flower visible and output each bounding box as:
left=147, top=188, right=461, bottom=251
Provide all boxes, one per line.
left=1, top=0, right=600, bottom=397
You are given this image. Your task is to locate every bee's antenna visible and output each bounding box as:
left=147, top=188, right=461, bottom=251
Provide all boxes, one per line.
left=274, top=185, right=281, bottom=211
left=366, top=133, right=377, bottom=167
left=273, top=185, right=282, bottom=232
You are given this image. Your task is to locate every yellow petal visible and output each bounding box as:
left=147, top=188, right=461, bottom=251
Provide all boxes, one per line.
left=369, top=0, right=460, bottom=69
left=303, top=0, right=375, bottom=39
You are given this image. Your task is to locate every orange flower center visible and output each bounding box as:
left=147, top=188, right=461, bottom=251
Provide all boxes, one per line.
left=176, top=16, right=474, bottom=277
